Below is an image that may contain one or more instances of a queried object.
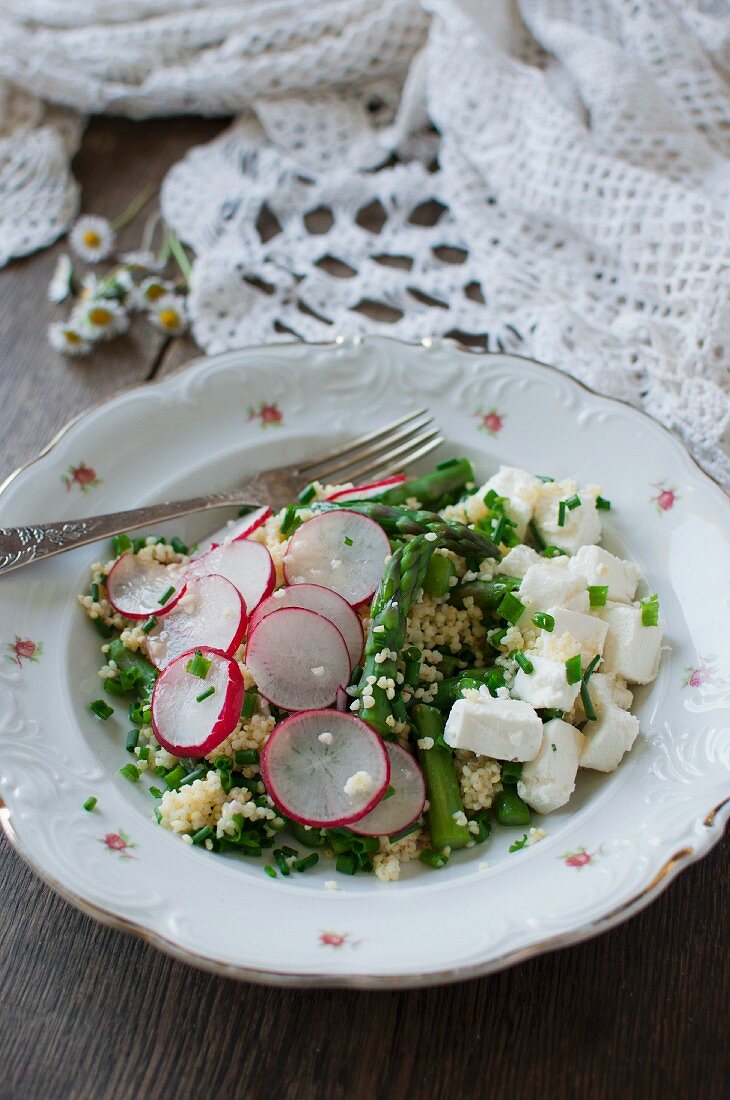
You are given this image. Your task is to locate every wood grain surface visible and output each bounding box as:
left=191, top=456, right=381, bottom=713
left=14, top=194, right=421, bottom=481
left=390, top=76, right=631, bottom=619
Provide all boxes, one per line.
left=0, top=118, right=727, bottom=1100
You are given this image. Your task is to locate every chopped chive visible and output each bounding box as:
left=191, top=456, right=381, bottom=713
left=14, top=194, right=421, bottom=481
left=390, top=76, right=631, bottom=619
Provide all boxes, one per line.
left=119, top=667, right=142, bottom=692
left=513, top=650, right=534, bottom=675
left=149, top=786, right=163, bottom=799
left=195, top=686, right=216, bottom=703
left=419, top=848, right=449, bottom=869
left=132, top=537, right=147, bottom=554
left=125, top=729, right=140, bottom=753
left=291, top=853, right=319, bottom=872
left=280, top=845, right=299, bottom=858
left=382, top=785, right=395, bottom=802
left=90, top=582, right=100, bottom=603
left=501, top=761, right=523, bottom=785
left=165, top=765, right=187, bottom=790
left=583, top=654, right=601, bottom=682
left=157, top=585, right=175, bottom=606
left=641, top=593, right=660, bottom=627
left=497, top=591, right=525, bottom=625
left=566, top=494, right=582, bottom=510
left=543, top=545, right=566, bottom=558
left=298, top=483, right=317, bottom=505
left=488, top=627, right=507, bottom=648
left=344, top=535, right=353, bottom=547
left=180, top=766, right=206, bottom=786
left=509, top=834, right=529, bottom=853
left=388, top=821, right=422, bottom=844
left=532, top=611, right=554, bottom=632
left=264, top=865, right=277, bottom=879
left=240, top=690, right=258, bottom=720
left=103, top=677, right=128, bottom=698
left=557, top=500, right=567, bottom=527
left=141, top=615, right=157, bottom=634
left=580, top=679, right=597, bottom=721
left=186, top=650, right=212, bottom=679
left=336, top=852, right=358, bottom=875
left=90, top=699, right=114, bottom=721
left=493, top=789, right=531, bottom=826
left=83, top=796, right=98, bottom=812
left=537, top=474, right=555, bottom=483
left=528, top=519, right=546, bottom=550
left=588, top=585, right=608, bottom=607
left=541, top=708, right=565, bottom=720
left=280, top=504, right=302, bottom=538
left=565, top=654, right=583, bottom=685
left=596, top=496, right=611, bottom=511
left=403, top=647, right=421, bottom=661
left=273, top=849, right=291, bottom=876
left=192, top=825, right=214, bottom=845
left=235, top=749, right=259, bottom=766
left=171, top=536, right=189, bottom=554
left=119, top=763, right=140, bottom=783
left=111, top=534, right=132, bottom=557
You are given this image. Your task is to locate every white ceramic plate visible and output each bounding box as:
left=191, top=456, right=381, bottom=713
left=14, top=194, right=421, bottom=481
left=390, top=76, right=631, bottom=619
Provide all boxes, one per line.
left=1, top=336, right=728, bottom=988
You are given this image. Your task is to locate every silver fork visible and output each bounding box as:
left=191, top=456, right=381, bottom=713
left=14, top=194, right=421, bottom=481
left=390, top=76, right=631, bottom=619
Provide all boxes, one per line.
left=0, top=409, right=443, bottom=576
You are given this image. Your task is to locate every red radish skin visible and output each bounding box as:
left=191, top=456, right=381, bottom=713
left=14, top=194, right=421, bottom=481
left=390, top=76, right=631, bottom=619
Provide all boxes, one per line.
left=283, top=510, right=390, bottom=608
left=245, top=607, right=351, bottom=712
left=326, top=474, right=407, bottom=503
left=248, top=583, right=364, bottom=667
left=196, top=506, right=272, bottom=555
left=350, top=742, right=426, bottom=837
left=146, top=574, right=247, bottom=670
left=335, top=686, right=348, bottom=712
left=186, top=539, right=275, bottom=617
left=260, top=709, right=390, bottom=827
left=151, top=647, right=244, bottom=757
left=106, top=552, right=186, bottom=620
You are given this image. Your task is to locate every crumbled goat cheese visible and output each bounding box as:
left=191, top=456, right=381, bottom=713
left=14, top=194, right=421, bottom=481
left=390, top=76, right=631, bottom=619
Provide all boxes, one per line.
left=343, top=771, right=374, bottom=796
left=318, top=731, right=333, bottom=745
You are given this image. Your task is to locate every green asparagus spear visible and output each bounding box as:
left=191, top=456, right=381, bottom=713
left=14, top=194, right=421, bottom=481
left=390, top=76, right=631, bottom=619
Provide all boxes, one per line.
left=354, top=536, right=436, bottom=735
left=379, top=458, right=474, bottom=509
left=431, top=668, right=506, bottom=711
left=450, top=576, right=521, bottom=612
left=106, top=639, right=158, bottom=699
left=411, top=705, right=470, bottom=851
left=315, top=501, right=501, bottom=561
left=423, top=552, right=456, bottom=598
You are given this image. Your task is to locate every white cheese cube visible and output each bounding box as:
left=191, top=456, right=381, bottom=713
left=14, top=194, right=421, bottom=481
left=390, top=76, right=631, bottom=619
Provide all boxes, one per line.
left=519, top=558, right=589, bottom=616
left=500, top=544, right=541, bottom=578
left=444, top=689, right=542, bottom=761
left=536, top=606, right=608, bottom=665
left=600, top=605, right=663, bottom=683
left=484, top=466, right=542, bottom=539
left=580, top=706, right=640, bottom=772
left=518, top=719, right=584, bottom=814
left=575, top=672, right=633, bottom=723
left=570, top=545, right=641, bottom=603
left=532, top=481, right=602, bottom=554
left=511, top=654, right=582, bottom=711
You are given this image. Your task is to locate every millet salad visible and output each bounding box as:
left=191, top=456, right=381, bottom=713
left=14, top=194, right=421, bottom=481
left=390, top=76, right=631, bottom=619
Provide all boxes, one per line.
left=80, top=458, right=664, bottom=882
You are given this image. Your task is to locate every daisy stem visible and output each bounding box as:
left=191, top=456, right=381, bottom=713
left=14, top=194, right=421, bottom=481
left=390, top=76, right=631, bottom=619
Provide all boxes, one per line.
left=112, top=183, right=157, bottom=232
left=156, top=233, right=172, bottom=268
left=166, top=232, right=193, bottom=284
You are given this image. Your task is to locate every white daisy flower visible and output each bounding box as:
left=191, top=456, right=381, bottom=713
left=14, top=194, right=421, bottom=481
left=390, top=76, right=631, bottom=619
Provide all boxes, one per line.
left=74, top=299, right=130, bottom=341
left=148, top=295, right=188, bottom=336
left=48, top=322, right=91, bottom=357
left=48, top=254, right=74, bottom=303
left=119, top=250, right=166, bottom=274
left=69, top=215, right=116, bottom=263
left=130, top=276, right=176, bottom=310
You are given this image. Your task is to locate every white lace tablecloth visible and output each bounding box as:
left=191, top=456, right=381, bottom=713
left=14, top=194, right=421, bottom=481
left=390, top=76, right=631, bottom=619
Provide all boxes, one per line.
left=0, top=0, right=728, bottom=485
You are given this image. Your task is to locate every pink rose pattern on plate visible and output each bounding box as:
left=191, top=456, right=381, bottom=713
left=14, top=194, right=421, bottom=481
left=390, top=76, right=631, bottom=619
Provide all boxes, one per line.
left=100, top=829, right=137, bottom=859
left=319, top=932, right=361, bottom=949
left=62, top=462, right=102, bottom=493
left=5, top=637, right=43, bottom=666
left=247, top=402, right=284, bottom=428
left=474, top=407, right=505, bottom=437
left=650, top=483, right=678, bottom=513
left=560, top=846, right=600, bottom=869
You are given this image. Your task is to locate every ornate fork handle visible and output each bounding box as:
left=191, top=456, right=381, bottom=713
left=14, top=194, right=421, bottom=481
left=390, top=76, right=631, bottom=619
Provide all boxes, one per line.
left=0, top=492, right=261, bottom=577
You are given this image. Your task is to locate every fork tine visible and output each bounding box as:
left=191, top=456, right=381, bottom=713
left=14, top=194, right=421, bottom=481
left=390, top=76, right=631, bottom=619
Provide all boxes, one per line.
left=343, top=429, right=445, bottom=485
left=296, top=408, right=430, bottom=477
left=302, top=413, right=434, bottom=482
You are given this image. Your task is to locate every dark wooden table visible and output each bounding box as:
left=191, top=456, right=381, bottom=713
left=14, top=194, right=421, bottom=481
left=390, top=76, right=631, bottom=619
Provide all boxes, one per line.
left=0, top=118, right=727, bottom=1100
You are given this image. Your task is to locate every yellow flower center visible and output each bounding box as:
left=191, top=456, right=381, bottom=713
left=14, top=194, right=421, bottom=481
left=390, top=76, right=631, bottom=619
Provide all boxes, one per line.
left=64, top=330, right=82, bottom=345
left=159, top=308, right=180, bottom=330
left=82, top=230, right=102, bottom=248
left=145, top=284, right=166, bottom=302
left=88, top=307, right=112, bottom=326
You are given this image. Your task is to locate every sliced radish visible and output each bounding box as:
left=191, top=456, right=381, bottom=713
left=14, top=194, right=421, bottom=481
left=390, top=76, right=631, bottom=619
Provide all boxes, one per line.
left=326, top=474, right=407, bottom=503
left=106, top=552, right=185, bottom=620
left=351, top=743, right=426, bottom=837
left=283, top=510, right=390, bottom=608
left=335, top=686, right=348, bottom=712
left=186, top=539, right=274, bottom=616
left=261, top=709, right=390, bottom=827
left=248, top=583, right=363, bottom=667
left=196, top=506, right=272, bottom=555
left=246, top=607, right=350, bottom=712
left=151, top=647, right=244, bottom=757
left=146, top=574, right=247, bottom=670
